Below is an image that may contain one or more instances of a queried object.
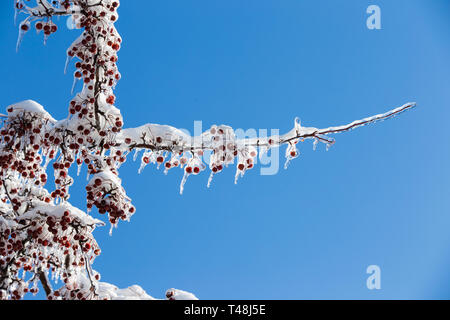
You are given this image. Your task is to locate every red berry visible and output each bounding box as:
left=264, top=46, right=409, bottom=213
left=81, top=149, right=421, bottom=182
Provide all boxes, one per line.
left=106, top=95, right=115, bottom=104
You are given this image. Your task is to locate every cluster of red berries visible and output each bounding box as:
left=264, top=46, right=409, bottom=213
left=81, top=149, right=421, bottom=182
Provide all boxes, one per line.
left=35, top=21, right=58, bottom=36
left=51, top=164, right=71, bottom=200
left=66, top=3, right=121, bottom=91
left=86, top=174, right=135, bottom=226
left=138, top=147, right=204, bottom=177
left=0, top=111, right=52, bottom=191
left=208, top=125, right=258, bottom=176
left=0, top=206, right=101, bottom=300
left=3, top=0, right=129, bottom=300
left=52, top=271, right=102, bottom=300
left=126, top=124, right=261, bottom=189
left=183, top=155, right=205, bottom=176
left=51, top=287, right=93, bottom=300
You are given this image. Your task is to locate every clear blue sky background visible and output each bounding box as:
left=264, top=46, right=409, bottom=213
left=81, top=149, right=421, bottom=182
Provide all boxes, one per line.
left=1, top=0, right=449, bottom=299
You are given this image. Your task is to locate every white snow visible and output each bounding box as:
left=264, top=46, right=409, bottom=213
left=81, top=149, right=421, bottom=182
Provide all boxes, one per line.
left=20, top=202, right=104, bottom=227
left=97, top=282, right=156, bottom=300
left=7, top=100, right=56, bottom=123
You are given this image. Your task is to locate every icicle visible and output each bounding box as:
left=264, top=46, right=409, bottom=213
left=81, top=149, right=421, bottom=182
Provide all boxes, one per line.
left=133, top=148, right=141, bottom=161
left=294, top=116, right=301, bottom=132
left=71, top=76, right=78, bottom=95
left=179, top=171, right=189, bottom=195
left=66, top=16, right=75, bottom=30
left=234, top=168, right=243, bottom=184
left=14, top=8, right=18, bottom=26
left=284, top=158, right=292, bottom=170
left=64, top=55, right=72, bottom=75
left=138, top=160, right=147, bottom=174
left=207, top=171, right=214, bottom=188
left=16, top=29, right=26, bottom=52
left=43, top=153, right=52, bottom=170
left=284, top=144, right=298, bottom=169
left=313, top=138, right=318, bottom=151
left=109, top=223, right=115, bottom=236
left=77, top=162, right=82, bottom=176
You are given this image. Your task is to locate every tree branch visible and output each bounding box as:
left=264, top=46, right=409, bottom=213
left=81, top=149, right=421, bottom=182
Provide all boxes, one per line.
left=39, top=270, right=53, bottom=297
left=116, top=102, right=416, bottom=153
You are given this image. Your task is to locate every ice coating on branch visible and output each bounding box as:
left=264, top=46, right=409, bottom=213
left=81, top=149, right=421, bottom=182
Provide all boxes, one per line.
left=114, top=102, right=415, bottom=192
left=325, top=103, right=415, bottom=134
left=119, top=124, right=192, bottom=146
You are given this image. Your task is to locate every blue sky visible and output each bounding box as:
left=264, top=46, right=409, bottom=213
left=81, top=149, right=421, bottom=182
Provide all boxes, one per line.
left=1, top=0, right=450, bottom=299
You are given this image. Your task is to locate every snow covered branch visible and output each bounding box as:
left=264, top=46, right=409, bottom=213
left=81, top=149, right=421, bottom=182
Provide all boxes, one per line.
left=0, top=0, right=415, bottom=300
left=111, top=102, right=415, bottom=193
left=118, top=102, right=415, bottom=153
